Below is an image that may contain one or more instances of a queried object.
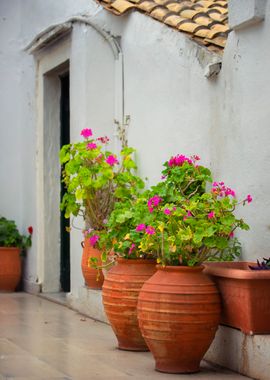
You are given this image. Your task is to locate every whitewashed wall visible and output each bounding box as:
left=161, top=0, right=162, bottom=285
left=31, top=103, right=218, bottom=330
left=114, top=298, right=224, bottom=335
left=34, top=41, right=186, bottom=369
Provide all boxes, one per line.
left=0, top=0, right=269, bottom=300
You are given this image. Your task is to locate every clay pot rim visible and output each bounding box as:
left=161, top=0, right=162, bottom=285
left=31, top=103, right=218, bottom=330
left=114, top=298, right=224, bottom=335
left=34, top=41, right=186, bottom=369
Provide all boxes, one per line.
left=204, top=261, right=270, bottom=280
left=156, top=265, right=204, bottom=272
left=117, top=258, right=157, bottom=264
left=0, top=247, right=21, bottom=252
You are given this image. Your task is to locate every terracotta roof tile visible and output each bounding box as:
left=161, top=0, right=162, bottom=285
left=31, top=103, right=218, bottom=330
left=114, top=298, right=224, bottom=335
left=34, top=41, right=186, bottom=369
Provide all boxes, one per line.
left=95, top=0, right=229, bottom=52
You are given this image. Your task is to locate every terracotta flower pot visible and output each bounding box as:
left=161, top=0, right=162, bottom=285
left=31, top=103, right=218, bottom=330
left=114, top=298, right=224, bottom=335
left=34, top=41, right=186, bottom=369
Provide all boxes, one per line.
left=102, top=258, right=156, bottom=351
left=0, top=247, right=21, bottom=292
left=137, top=266, right=221, bottom=373
left=204, top=261, right=270, bottom=334
left=81, top=238, right=104, bottom=289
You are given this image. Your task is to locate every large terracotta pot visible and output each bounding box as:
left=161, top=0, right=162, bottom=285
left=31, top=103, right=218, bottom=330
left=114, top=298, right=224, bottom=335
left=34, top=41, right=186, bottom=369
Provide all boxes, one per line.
left=137, top=266, right=221, bottom=373
left=0, top=247, right=21, bottom=292
left=81, top=238, right=104, bottom=289
left=102, top=258, right=156, bottom=351
left=204, top=261, right=270, bottom=334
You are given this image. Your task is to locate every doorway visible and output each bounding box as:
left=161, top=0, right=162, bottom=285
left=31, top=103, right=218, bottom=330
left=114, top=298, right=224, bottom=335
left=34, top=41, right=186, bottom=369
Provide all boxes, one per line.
left=60, top=72, right=70, bottom=292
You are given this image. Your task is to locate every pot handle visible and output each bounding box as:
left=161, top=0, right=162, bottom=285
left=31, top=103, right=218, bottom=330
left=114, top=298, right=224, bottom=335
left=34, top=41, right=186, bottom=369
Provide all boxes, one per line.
left=81, top=241, right=85, bottom=248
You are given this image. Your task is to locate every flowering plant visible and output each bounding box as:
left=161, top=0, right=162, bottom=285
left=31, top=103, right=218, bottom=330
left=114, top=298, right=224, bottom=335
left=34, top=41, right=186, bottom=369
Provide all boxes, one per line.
left=60, top=128, right=144, bottom=246
left=137, top=180, right=252, bottom=266
left=97, top=155, right=213, bottom=261
left=0, top=216, right=33, bottom=254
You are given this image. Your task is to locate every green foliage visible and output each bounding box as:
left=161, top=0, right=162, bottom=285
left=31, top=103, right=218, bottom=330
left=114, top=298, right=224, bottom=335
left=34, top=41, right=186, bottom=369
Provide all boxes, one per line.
left=0, top=217, right=32, bottom=254
left=59, top=130, right=145, bottom=236
left=137, top=189, right=249, bottom=266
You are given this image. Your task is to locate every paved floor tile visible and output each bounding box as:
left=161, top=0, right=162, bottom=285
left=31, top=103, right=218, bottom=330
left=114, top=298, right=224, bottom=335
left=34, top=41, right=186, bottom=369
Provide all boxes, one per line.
left=0, top=293, right=252, bottom=380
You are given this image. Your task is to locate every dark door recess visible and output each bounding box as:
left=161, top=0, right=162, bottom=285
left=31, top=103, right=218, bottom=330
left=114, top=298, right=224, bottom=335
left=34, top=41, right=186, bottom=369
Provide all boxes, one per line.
left=60, top=73, right=70, bottom=292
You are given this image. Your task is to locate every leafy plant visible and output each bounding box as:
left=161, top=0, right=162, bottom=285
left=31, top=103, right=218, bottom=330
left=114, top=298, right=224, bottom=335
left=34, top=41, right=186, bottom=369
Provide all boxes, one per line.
left=60, top=128, right=145, bottom=242
left=249, top=258, right=270, bottom=270
left=138, top=179, right=252, bottom=266
left=0, top=217, right=33, bottom=254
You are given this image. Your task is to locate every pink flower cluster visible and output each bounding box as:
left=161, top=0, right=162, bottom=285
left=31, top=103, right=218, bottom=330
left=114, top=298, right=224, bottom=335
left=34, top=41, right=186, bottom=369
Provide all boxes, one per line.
left=81, top=128, right=93, bottom=139
left=183, top=210, right=192, bottom=221
left=208, top=211, right=215, bottom=219
left=87, top=142, right=97, bottom=150
left=136, top=224, right=155, bottom=235
left=97, top=136, right=110, bottom=144
left=246, top=194, right=252, bottom=204
left=211, top=182, right=236, bottom=198
left=129, top=243, right=136, bottom=255
left=147, top=195, right=162, bottom=213
left=168, top=154, right=193, bottom=167
left=89, top=235, right=99, bottom=247
left=106, top=155, right=119, bottom=166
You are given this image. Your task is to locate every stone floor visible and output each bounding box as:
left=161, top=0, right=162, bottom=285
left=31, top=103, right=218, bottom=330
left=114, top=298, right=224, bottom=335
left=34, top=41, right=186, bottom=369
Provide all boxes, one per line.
left=0, top=293, right=252, bottom=380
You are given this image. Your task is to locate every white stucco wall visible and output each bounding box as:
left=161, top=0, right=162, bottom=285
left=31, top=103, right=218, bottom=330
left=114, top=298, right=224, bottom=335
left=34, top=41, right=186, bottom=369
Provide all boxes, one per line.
left=0, top=0, right=269, bottom=321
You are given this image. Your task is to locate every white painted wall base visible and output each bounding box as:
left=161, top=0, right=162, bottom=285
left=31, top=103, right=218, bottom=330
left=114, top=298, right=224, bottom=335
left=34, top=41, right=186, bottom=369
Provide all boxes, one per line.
left=67, top=286, right=108, bottom=323
left=205, top=325, right=270, bottom=380
left=23, top=279, right=42, bottom=295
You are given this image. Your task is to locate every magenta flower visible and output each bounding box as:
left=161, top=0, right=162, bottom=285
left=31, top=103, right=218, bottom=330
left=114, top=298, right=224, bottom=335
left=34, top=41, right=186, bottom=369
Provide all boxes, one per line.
left=97, top=136, right=110, bottom=144
left=187, top=210, right=192, bottom=217
left=164, top=208, right=171, bottom=215
left=136, top=224, right=146, bottom=232
left=89, top=235, right=99, bottom=247
left=229, top=231, right=234, bottom=238
left=193, top=155, right=200, bottom=161
left=246, top=194, right=252, bottom=204
left=129, top=243, right=136, bottom=255
left=87, top=142, right=97, bottom=150
left=168, top=154, right=193, bottom=167
left=80, top=128, right=93, bottom=139
left=208, top=211, right=215, bottom=219
left=106, top=155, right=119, bottom=166
left=211, top=182, right=236, bottom=198
left=147, top=195, right=162, bottom=213
left=145, top=226, right=155, bottom=235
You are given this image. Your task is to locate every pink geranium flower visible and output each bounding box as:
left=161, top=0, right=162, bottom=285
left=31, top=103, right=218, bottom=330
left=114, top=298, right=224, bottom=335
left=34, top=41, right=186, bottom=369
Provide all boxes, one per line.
left=89, top=235, right=99, bottom=247
left=246, top=194, right=252, bottom=203
left=80, top=128, right=93, bottom=138
left=87, top=142, right=97, bottom=150
left=164, top=208, right=171, bottom=215
left=136, top=224, right=146, bottom=232
left=129, top=243, right=136, bottom=255
left=145, top=226, right=155, bottom=235
left=168, top=154, right=193, bottom=167
left=106, top=155, right=119, bottom=166
left=208, top=211, right=215, bottom=219
left=147, top=195, right=162, bottom=213
left=97, top=136, right=110, bottom=144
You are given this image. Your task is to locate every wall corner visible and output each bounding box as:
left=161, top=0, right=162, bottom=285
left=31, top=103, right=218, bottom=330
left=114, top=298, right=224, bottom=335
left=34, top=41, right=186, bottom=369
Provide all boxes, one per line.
left=229, top=0, right=267, bottom=30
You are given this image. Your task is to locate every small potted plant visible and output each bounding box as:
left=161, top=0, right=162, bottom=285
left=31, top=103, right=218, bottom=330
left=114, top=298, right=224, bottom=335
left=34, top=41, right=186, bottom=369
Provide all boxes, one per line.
left=0, top=216, right=33, bottom=291
left=60, top=128, right=144, bottom=289
left=136, top=158, right=251, bottom=374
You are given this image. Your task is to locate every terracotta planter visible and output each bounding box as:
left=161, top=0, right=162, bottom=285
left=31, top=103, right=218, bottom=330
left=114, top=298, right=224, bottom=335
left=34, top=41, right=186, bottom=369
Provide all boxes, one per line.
left=81, top=238, right=104, bottom=289
left=102, top=258, right=156, bottom=351
left=137, top=266, right=221, bottom=373
left=204, top=261, right=270, bottom=334
left=0, top=247, right=21, bottom=292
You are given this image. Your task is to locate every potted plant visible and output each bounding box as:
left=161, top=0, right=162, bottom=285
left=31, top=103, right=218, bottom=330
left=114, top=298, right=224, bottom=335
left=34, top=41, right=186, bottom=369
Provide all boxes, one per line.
left=204, top=239, right=270, bottom=335
left=0, top=216, right=33, bottom=291
left=136, top=159, right=251, bottom=373
left=96, top=154, right=214, bottom=351
left=97, top=195, right=157, bottom=351
left=60, top=128, right=144, bottom=289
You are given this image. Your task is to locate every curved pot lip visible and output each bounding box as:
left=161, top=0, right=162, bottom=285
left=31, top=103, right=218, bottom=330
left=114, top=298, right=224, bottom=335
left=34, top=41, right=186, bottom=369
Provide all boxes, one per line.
left=0, top=246, right=21, bottom=252
left=156, top=265, right=204, bottom=272
left=117, top=257, right=156, bottom=264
